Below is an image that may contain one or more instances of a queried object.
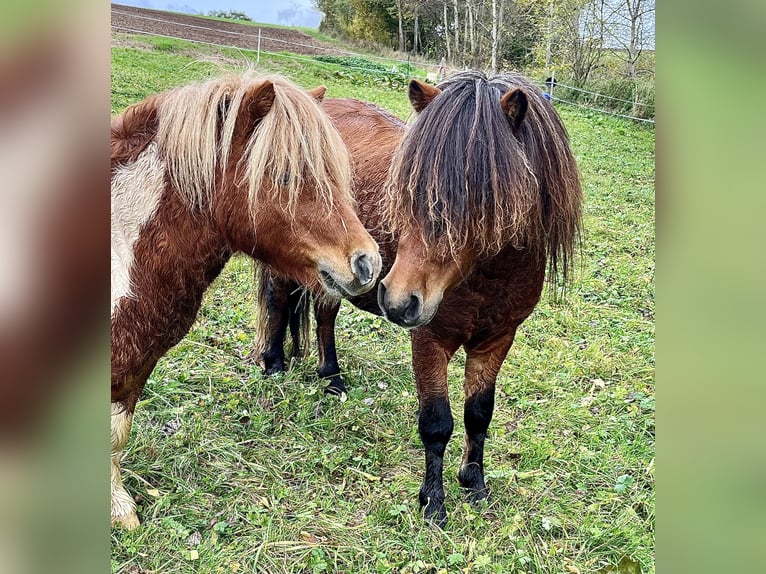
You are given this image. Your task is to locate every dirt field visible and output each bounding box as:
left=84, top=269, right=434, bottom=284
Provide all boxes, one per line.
left=111, top=4, right=348, bottom=57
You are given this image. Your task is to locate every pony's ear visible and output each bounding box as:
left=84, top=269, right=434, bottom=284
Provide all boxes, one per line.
left=408, top=79, right=441, bottom=113
left=244, top=80, right=276, bottom=119
left=308, top=85, right=327, bottom=102
left=234, top=80, right=276, bottom=137
left=235, top=80, right=276, bottom=136
left=500, top=88, right=528, bottom=131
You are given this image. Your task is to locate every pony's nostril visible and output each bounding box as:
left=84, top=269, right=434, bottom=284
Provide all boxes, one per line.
left=352, top=253, right=374, bottom=285
left=377, top=282, right=388, bottom=311
left=403, top=292, right=423, bottom=323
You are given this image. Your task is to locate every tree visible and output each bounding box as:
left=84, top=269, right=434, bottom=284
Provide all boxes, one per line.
left=604, top=0, right=654, bottom=77
left=442, top=0, right=452, bottom=61
left=396, top=0, right=405, bottom=51
left=545, top=0, right=607, bottom=86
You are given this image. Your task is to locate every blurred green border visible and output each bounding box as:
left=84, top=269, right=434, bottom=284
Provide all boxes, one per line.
left=662, top=1, right=766, bottom=573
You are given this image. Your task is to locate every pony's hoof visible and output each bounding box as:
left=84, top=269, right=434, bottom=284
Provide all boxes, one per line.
left=111, top=511, right=140, bottom=530
left=458, top=464, right=488, bottom=502
left=264, top=363, right=287, bottom=376
left=465, top=488, right=491, bottom=505
left=323, top=379, right=347, bottom=396
left=423, top=503, right=448, bottom=529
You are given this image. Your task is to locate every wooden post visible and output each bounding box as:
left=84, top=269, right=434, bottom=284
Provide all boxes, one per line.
left=550, top=69, right=556, bottom=101
left=257, top=28, right=261, bottom=65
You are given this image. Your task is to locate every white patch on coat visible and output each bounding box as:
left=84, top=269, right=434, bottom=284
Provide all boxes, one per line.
left=111, top=143, right=165, bottom=316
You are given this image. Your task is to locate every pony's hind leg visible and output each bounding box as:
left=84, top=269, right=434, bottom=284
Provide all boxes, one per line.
left=111, top=401, right=139, bottom=529
left=257, top=274, right=294, bottom=375
left=411, top=330, right=458, bottom=527
left=458, top=332, right=517, bottom=503
left=315, top=297, right=344, bottom=395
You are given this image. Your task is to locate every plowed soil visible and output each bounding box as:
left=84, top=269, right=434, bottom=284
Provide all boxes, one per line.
left=111, top=4, right=348, bottom=57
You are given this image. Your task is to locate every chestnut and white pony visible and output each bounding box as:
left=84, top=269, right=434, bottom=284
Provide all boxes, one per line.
left=111, top=73, right=381, bottom=528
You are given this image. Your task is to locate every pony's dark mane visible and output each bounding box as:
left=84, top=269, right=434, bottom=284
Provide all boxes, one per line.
left=385, top=71, right=582, bottom=286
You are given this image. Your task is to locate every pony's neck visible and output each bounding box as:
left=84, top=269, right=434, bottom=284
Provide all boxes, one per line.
left=135, top=189, right=228, bottom=345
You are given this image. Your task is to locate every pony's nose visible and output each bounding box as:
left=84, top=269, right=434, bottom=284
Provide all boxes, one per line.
left=378, top=283, right=423, bottom=327
left=400, top=292, right=423, bottom=324
left=351, top=252, right=375, bottom=286
left=377, top=281, right=388, bottom=314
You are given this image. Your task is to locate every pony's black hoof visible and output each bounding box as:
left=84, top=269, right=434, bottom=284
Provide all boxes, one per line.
left=419, top=489, right=447, bottom=528
left=423, top=503, right=448, bottom=529
left=458, top=465, right=487, bottom=494
left=465, top=487, right=491, bottom=505
left=264, top=364, right=286, bottom=376
left=323, top=379, right=347, bottom=396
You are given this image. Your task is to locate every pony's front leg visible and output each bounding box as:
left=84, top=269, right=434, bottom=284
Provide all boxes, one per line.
left=458, top=332, right=517, bottom=503
left=412, top=329, right=457, bottom=527
left=314, top=297, right=344, bottom=395
left=111, top=401, right=139, bottom=529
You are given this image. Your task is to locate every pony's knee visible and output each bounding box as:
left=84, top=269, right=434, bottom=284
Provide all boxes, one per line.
left=111, top=402, right=133, bottom=453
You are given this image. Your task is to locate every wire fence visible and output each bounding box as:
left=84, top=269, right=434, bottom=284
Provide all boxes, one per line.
left=111, top=15, right=655, bottom=126
left=112, top=26, right=416, bottom=80
left=540, top=81, right=652, bottom=108
left=111, top=8, right=417, bottom=68
left=533, top=80, right=655, bottom=124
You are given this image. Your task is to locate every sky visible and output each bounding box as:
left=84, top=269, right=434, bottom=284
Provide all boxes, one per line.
left=112, top=0, right=324, bottom=28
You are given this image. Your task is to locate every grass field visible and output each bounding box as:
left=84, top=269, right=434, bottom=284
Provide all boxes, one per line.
left=111, top=35, right=655, bottom=574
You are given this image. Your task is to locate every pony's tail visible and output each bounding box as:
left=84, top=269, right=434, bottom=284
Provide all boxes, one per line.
left=252, top=261, right=271, bottom=367
left=252, top=262, right=312, bottom=367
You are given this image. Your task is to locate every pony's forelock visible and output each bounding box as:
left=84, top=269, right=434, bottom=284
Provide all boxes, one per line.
left=239, top=75, right=352, bottom=219
left=384, top=71, right=582, bottom=286
left=155, top=72, right=352, bottom=219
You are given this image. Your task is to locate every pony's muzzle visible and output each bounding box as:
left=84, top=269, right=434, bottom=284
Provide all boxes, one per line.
left=378, top=282, right=424, bottom=328
left=318, top=250, right=381, bottom=298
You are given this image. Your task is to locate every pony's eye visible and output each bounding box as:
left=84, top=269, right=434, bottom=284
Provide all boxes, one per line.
left=279, top=172, right=291, bottom=186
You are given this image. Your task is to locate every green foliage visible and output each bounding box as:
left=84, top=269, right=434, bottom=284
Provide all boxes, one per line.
left=314, top=54, right=389, bottom=72
left=111, top=35, right=654, bottom=574
left=313, top=55, right=414, bottom=89
left=206, top=10, right=252, bottom=22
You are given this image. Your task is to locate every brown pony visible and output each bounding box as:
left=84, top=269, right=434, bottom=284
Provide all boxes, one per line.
left=256, top=71, right=582, bottom=526
left=111, top=72, right=381, bottom=528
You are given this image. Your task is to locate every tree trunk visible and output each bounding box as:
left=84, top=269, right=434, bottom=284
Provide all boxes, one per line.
left=545, top=0, right=553, bottom=72
left=413, top=3, right=420, bottom=55
left=468, top=1, right=476, bottom=68
left=626, top=0, right=641, bottom=78
left=463, top=3, right=468, bottom=65
left=491, top=0, right=497, bottom=73
left=397, top=0, right=405, bottom=53
left=490, top=0, right=505, bottom=73
left=443, top=0, right=452, bottom=62
left=453, top=0, right=460, bottom=61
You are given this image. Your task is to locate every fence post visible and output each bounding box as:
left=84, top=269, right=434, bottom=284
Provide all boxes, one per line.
left=257, top=28, right=261, bottom=65
left=550, top=69, right=555, bottom=101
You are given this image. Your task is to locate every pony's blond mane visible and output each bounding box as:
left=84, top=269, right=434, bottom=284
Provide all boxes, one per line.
left=155, top=72, right=351, bottom=217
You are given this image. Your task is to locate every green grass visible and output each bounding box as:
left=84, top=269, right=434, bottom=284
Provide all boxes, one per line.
left=111, top=35, right=654, bottom=574
left=111, top=34, right=418, bottom=118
